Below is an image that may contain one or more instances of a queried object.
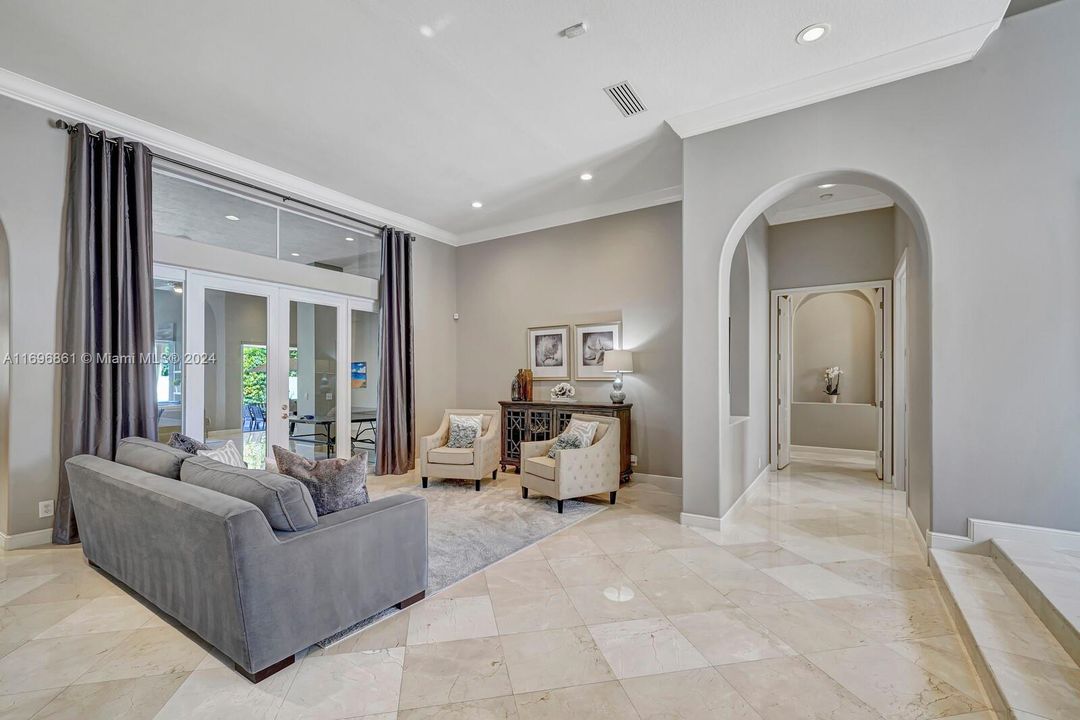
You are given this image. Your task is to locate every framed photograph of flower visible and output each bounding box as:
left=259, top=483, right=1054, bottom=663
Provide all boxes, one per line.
left=528, top=325, right=570, bottom=380
left=574, top=322, right=621, bottom=380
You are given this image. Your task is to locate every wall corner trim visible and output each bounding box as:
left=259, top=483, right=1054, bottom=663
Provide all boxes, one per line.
left=679, top=512, right=724, bottom=531
left=680, top=464, right=770, bottom=532
left=0, top=527, right=53, bottom=551
left=927, top=517, right=1080, bottom=557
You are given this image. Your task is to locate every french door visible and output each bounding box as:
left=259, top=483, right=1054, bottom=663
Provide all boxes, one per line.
left=173, top=266, right=375, bottom=469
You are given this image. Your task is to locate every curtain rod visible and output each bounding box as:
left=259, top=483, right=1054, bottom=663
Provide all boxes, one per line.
left=53, top=118, right=400, bottom=237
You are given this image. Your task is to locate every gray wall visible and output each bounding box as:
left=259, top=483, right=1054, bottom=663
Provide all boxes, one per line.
left=792, top=403, right=877, bottom=451
left=728, top=237, right=750, bottom=417
left=683, top=3, right=1080, bottom=534
left=769, top=208, right=896, bottom=290
left=793, top=292, right=875, bottom=404
left=455, top=203, right=682, bottom=477
left=413, top=235, right=459, bottom=445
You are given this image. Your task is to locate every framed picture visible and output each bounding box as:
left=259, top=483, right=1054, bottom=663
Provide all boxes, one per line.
left=574, top=322, right=621, bottom=380
left=351, top=361, right=367, bottom=389
left=528, top=325, right=570, bottom=380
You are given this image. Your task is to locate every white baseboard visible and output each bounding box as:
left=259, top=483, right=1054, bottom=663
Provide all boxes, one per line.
left=632, top=473, right=682, bottom=494
left=790, top=445, right=877, bottom=461
left=680, top=465, right=770, bottom=531
left=907, top=507, right=928, bottom=557
left=0, top=528, right=54, bottom=551
left=928, top=517, right=1080, bottom=556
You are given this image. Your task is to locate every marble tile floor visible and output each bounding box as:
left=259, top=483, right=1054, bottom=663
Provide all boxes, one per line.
left=0, top=456, right=1002, bottom=720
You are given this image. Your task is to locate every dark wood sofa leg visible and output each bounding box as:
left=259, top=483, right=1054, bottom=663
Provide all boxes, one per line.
left=521, top=487, right=529, bottom=499
left=397, top=590, right=426, bottom=609
left=475, top=479, right=481, bottom=491
left=236, top=654, right=294, bottom=684
left=422, top=476, right=428, bottom=488
left=492, top=469, right=498, bottom=480
left=610, top=491, right=617, bottom=505
left=557, top=499, right=564, bottom=514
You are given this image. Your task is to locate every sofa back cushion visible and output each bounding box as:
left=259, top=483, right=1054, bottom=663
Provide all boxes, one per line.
left=181, top=456, right=318, bottom=531
left=115, top=437, right=192, bottom=480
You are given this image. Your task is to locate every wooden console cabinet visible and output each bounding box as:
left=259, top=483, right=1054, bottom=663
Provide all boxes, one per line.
left=498, top=401, right=633, bottom=482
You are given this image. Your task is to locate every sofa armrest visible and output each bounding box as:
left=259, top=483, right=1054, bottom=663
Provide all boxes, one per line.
left=521, top=439, right=555, bottom=461
left=233, top=494, right=428, bottom=672
left=554, top=430, right=620, bottom=494
left=473, top=418, right=501, bottom=472
left=419, top=416, right=450, bottom=473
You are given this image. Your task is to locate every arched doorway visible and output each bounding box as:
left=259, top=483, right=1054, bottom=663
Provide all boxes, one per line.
left=708, top=169, right=932, bottom=533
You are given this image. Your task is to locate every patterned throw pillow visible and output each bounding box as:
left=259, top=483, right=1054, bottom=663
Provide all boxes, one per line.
left=196, top=439, right=246, bottom=468
left=169, top=432, right=211, bottom=454
left=447, top=414, right=484, bottom=448
left=272, top=445, right=369, bottom=516
left=548, top=432, right=585, bottom=458
left=563, top=419, right=599, bottom=446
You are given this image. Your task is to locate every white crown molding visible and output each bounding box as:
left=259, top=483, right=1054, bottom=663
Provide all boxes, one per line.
left=455, top=185, right=683, bottom=246
left=765, top=195, right=895, bottom=225
left=0, top=68, right=458, bottom=245
left=666, top=20, right=1002, bottom=139
left=0, top=527, right=53, bottom=551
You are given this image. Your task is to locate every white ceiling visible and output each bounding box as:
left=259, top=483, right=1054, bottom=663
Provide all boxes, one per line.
left=0, top=1, right=1009, bottom=245
left=765, top=184, right=894, bottom=226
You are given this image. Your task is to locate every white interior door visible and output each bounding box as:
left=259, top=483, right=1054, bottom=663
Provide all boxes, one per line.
left=874, top=287, right=884, bottom=480
left=776, top=294, right=793, bottom=469
left=893, top=259, right=909, bottom=490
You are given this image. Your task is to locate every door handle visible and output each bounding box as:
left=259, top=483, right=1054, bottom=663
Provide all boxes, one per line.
left=281, top=413, right=288, bottom=420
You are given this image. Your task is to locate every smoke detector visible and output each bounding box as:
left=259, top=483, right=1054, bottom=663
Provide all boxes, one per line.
left=603, top=82, right=647, bottom=117
left=560, top=21, right=588, bottom=39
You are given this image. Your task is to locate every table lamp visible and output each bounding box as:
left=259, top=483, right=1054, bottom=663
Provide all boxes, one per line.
left=603, top=350, right=634, bottom=404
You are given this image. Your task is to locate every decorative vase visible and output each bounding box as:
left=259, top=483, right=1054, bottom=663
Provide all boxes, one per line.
left=511, top=375, right=521, bottom=401
left=828, top=394, right=839, bottom=404
left=523, top=370, right=534, bottom=401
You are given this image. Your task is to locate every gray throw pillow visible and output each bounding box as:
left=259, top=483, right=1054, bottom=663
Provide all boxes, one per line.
left=447, top=414, right=483, bottom=448
left=548, top=433, right=585, bottom=458
left=169, top=432, right=211, bottom=454
left=273, top=445, right=370, bottom=516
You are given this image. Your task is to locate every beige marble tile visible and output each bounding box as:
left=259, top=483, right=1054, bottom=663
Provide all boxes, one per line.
left=547, top=555, right=630, bottom=588
left=697, top=568, right=804, bottom=607
left=436, top=572, right=490, bottom=600
left=500, top=626, right=614, bottom=694
left=718, top=656, right=882, bottom=720
left=1, top=552, right=89, bottom=579
left=35, top=595, right=157, bottom=639
left=669, top=607, right=795, bottom=666
left=3, top=570, right=124, bottom=606
left=607, top=551, right=696, bottom=582
left=406, top=595, right=499, bottom=645
left=0, top=689, right=60, bottom=720
left=73, top=625, right=209, bottom=684
left=886, top=634, right=990, bottom=704
left=513, top=681, right=638, bottom=720
left=962, top=606, right=1077, bottom=668
left=537, top=531, right=605, bottom=560
left=586, top=528, right=662, bottom=555
left=621, top=667, right=763, bottom=720
left=496, top=545, right=545, bottom=564
left=489, top=586, right=584, bottom=635
left=982, top=647, right=1080, bottom=719
left=399, top=636, right=512, bottom=710
left=154, top=664, right=297, bottom=720
left=0, top=574, right=57, bottom=606
left=724, top=542, right=813, bottom=569
left=633, top=522, right=716, bottom=549
left=276, top=648, right=405, bottom=720
left=816, top=589, right=953, bottom=642
left=0, top=631, right=131, bottom=693
left=398, top=695, right=518, bottom=720
left=483, top=560, right=560, bottom=595
left=821, top=558, right=936, bottom=593
left=633, top=572, right=734, bottom=614
left=31, top=672, right=187, bottom=720
left=777, top=537, right=876, bottom=564
left=564, top=581, right=664, bottom=625
left=807, top=644, right=985, bottom=720
left=588, top=617, right=708, bottom=679
left=321, top=610, right=411, bottom=654
left=0, top=600, right=86, bottom=656
left=664, top=546, right=756, bottom=581
left=760, top=563, right=870, bottom=600
left=741, top=600, right=873, bottom=654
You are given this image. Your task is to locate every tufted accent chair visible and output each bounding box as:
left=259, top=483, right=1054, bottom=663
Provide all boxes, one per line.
left=419, top=409, right=501, bottom=491
left=519, top=413, right=620, bottom=513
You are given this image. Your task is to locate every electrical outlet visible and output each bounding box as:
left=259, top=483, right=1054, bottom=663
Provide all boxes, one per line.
left=38, top=500, right=54, bottom=518
left=630, top=454, right=638, bottom=466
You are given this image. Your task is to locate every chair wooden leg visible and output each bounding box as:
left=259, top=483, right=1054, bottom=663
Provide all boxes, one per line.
left=521, top=487, right=529, bottom=499
left=236, top=655, right=294, bottom=684
left=397, top=590, right=426, bottom=609
left=610, top=491, right=617, bottom=505
left=557, top=500, right=564, bottom=514
left=422, top=477, right=428, bottom=488
left=492, top=469, right=498, bottom=480
left=475, top=479, right=481, bottom=491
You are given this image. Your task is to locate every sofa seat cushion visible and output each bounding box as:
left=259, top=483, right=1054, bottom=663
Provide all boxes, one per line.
left=115, top=437, right=192, bottom=480
left=428, top=447, right=474, bottom=465
left=524, top=455, right=556, bottom=481
left=181, top=456, right=318, bottom=531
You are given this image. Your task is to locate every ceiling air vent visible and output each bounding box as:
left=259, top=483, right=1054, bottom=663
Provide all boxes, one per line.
left=603, top=82, right=646, bottom=117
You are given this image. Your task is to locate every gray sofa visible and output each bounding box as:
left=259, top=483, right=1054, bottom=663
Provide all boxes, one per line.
left=65, top=437, right=428, bottom=682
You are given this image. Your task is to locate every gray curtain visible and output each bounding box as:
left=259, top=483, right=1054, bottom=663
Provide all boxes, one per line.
left=54, top=124, right=157, bottom=544
left=375, top=227, right=415, bottom=476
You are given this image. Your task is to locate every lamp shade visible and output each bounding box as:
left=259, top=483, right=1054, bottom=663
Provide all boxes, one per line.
left=603, top=350, right=634, bottom=374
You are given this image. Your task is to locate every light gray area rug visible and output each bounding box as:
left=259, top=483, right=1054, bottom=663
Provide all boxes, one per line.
left=318, top=477, right=606, bottom=647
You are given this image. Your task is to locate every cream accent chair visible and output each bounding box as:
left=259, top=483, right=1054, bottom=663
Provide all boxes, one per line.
left=419, top=409, right=501, bottom=491
left=519, top=413, right=620, bottom=513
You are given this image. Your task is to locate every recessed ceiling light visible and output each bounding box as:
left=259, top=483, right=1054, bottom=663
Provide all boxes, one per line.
left=290, top=252, right=300, bottom=257
left=471, top=201, right=483, bottom=208
left=797, top=23, right=829, bottom=44
left=580, top=172, right=593, bottom=181
left=419, top=24, right=434, bottom=38
left=817, top=183, right=837, bottom=189
left=225, top=215, right=239, bottom=221
left=819, top=193, right=835, bottom=200
left=172, top=286, right=183, bottom=294
left=345, top=236, right=356, bottom=242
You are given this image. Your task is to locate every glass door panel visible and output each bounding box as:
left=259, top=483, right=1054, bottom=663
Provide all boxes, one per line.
left=350, top=308, right=379, bottom=464
left=152, top=273, right=184, bottom=443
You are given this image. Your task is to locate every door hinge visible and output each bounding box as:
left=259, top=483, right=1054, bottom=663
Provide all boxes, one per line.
left=880, top=301, right=884, bottom=309
left=879, top=450, right=884, bottom=458
left=878, top=400, right=884, bottom=408
left=879, top=350, right=884, bottom=359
